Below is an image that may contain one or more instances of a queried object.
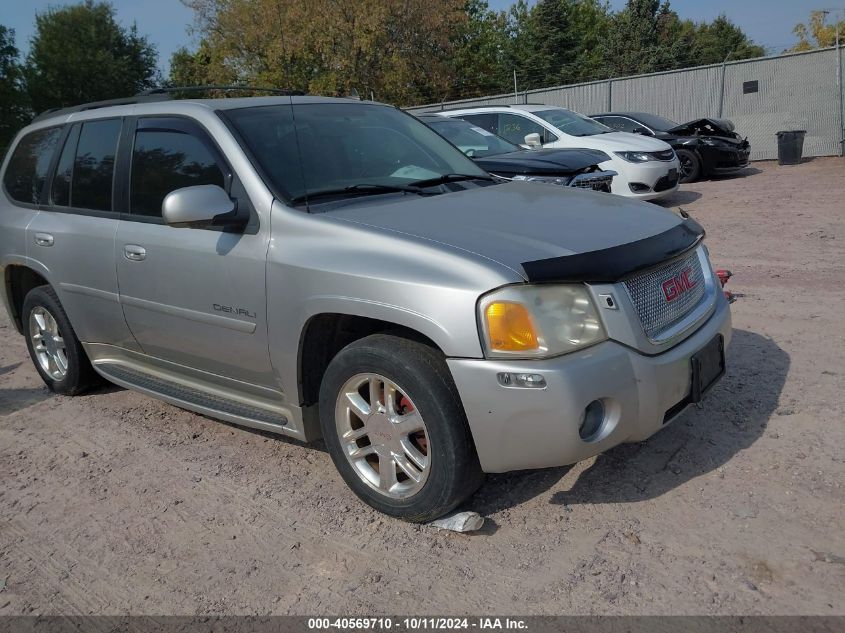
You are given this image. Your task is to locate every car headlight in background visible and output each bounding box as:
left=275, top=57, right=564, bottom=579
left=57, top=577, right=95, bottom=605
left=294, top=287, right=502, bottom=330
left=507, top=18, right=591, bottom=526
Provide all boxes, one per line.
left=479, top=285, right=607, bottom=358
left=615, top=151, right=655, bottom=163
left=512, top=174, right=573, bottom=186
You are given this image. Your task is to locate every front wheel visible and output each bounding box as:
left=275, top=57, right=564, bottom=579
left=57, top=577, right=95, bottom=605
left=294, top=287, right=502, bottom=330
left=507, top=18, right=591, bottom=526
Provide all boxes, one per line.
left=319, top=334, right=483, bottom=522
left=677, top=148, right=701, bottom=183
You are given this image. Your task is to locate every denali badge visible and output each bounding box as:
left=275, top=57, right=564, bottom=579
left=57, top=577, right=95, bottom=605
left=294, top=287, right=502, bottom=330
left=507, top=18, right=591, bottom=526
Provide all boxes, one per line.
left=213, top=304, right=257, bottom=319
left=661, top=268, right=696, bottom=302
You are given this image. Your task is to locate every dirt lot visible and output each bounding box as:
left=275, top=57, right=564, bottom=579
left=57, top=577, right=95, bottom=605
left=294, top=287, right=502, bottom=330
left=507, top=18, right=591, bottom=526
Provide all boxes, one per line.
left=1, top=158, right=844, bottom=616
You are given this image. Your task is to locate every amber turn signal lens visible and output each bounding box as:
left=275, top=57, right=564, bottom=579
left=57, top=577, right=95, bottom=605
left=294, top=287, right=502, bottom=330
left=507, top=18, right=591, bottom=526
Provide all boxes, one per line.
left=485, top=301, right=540, bottom=352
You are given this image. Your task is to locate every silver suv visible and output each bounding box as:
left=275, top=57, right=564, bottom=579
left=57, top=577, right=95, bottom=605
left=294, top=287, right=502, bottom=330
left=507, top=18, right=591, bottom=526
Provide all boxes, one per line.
left=0, top=95, right=731, bottom=521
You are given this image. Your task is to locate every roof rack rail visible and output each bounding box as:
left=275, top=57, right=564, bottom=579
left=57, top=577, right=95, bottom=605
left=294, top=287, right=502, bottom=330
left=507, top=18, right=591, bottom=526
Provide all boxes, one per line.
left=31, top=94, right=172, bottom=123
left=139, top=85, right=305, bottom=96
left=434, top=104, right=517, bottom=113
left=32, top=85, right=305, bottom=123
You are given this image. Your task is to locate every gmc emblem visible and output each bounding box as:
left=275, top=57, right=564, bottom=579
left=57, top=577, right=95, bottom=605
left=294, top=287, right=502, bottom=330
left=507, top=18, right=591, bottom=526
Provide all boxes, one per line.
left=662, top=268, right=697, bottom=302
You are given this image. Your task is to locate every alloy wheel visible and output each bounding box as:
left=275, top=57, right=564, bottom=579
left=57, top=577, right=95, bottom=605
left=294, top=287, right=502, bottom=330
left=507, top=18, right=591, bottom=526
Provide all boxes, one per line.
left=29, top=306, right=68, bottom=380
left=334, top=373, right=431, bottom=499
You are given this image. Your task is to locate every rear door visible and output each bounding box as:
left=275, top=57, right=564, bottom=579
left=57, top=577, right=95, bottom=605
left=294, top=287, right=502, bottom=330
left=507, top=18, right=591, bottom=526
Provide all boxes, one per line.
left=25, top=118, right=138, bottom=349
left=114, top=117, right=274, bottom=386
left=1, top=126, right=63, bottom=319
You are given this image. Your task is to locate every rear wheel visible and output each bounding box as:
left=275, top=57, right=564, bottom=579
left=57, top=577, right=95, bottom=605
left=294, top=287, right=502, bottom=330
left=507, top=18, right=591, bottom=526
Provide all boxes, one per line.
left=319, top=334, right=483, bottom=522
left=677, top=148, right=701, bottom=183
left=22, top=286, right=99, bottom=395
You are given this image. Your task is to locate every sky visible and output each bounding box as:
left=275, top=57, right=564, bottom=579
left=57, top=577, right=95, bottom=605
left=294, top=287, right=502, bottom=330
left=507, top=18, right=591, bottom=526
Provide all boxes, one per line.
left=0, top=0, right=836, bottom=76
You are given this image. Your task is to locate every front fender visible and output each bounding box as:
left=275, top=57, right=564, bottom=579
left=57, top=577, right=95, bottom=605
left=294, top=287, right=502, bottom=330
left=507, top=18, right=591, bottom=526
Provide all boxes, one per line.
left=265, top=201, right=522, bottom=402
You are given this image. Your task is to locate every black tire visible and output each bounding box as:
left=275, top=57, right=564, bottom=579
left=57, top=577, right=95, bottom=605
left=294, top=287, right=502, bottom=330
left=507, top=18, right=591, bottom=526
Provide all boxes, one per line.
left=22, top=285, right=99, bottom=396
left=319, top=334, right=484, bottom=522
left=677, top=148, right=701, bottom=183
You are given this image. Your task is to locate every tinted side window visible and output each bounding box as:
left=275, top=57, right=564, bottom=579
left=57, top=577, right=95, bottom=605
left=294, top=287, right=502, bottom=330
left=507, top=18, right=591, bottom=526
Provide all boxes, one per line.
left=600, top=116, right=638, bottom=133
left=460, top=113, right=497, bottom=134
left=72, top=119, right=122, bottom=212
left=497, top=114, right=546, bottom=145
left=3, top=127, right=62, bottom=205
left=130, top=130, right=225, bottom=217
left=51, top=125, right=80, bottom=207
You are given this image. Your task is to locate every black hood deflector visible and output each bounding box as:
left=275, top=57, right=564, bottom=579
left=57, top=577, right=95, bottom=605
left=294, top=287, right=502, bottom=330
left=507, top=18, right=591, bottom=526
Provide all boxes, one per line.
left=521, top=217, right=706, bottom=283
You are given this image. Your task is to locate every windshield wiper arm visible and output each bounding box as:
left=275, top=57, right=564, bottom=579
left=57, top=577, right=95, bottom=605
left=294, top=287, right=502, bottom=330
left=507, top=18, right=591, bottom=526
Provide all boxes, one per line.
left=290, top=183, right=432, bottom=204
left=407, top=173, right=495, bottom=188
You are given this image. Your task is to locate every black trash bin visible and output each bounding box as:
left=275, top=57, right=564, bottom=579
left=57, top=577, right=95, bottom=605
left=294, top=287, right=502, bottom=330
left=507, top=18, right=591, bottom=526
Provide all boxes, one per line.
left=776, top=130, right=806, bottom=165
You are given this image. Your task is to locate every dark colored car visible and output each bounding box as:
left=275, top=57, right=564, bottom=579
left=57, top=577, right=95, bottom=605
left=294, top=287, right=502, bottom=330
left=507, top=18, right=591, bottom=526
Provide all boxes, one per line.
left=418, top=114, right=616, bottom=193
left=590, top=112, right=750, bottom=183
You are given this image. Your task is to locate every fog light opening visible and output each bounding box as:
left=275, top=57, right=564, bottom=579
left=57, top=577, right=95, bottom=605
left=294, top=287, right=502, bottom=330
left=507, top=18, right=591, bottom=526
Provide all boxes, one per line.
left=579, top=399, right=606, bottom=441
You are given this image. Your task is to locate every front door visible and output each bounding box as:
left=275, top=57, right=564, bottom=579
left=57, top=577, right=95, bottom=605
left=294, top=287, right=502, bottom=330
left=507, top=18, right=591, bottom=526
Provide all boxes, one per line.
left=115, top=117, right=274, bottom=386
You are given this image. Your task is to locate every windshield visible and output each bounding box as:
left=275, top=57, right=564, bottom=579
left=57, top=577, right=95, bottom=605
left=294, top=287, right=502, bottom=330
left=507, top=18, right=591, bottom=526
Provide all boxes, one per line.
left=533, top=108, right=611, bottom=137
left=224, top=102, right=489, bottom=203
left=630, top=112, right=680, bottom=131
left=426, top=119, right=520, bottom=158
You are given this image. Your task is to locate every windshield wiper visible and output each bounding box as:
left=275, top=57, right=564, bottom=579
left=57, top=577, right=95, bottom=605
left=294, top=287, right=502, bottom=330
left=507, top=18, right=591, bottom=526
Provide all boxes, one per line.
left=407, top=173, right=495, bottom=188
left=290, top=183, right=432, bottom=204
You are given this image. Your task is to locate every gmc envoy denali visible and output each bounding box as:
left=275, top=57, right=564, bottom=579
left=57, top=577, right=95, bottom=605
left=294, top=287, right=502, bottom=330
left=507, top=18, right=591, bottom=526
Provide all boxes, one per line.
left=0, top=94, right=731, bottom=521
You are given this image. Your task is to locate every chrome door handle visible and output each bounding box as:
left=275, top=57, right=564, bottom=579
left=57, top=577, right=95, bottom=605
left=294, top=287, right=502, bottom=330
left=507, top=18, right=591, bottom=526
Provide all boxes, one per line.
left=34, top=233, right=54, bottom=247
left=124, top=245, right=146, bottom=261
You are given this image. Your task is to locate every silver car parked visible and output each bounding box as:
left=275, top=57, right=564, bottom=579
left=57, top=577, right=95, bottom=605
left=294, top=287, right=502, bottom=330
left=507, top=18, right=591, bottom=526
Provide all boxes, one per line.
left=0, top=94, right=731, bottom=521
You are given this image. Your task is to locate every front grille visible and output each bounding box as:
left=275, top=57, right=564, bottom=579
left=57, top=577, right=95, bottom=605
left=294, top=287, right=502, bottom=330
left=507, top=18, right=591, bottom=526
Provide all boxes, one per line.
left=623, top=249, right=706, bottom=339
left=652, top=149, right=676, bottom=161
left=569, top=172, right=614, bottom=192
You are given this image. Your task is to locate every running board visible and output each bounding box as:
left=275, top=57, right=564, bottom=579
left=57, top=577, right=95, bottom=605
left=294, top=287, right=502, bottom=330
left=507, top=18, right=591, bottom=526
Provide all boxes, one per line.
left=94, top=362, right=305, bottom=439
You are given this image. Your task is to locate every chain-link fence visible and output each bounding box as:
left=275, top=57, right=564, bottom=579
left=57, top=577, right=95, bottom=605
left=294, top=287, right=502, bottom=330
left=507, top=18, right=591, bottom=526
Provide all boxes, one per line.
left=409, top=47, right=845, bottom=161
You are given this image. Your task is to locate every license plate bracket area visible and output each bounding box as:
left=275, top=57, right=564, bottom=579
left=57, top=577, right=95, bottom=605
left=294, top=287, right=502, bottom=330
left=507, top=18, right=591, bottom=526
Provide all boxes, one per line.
left=690, top=334, right=725, bottom=403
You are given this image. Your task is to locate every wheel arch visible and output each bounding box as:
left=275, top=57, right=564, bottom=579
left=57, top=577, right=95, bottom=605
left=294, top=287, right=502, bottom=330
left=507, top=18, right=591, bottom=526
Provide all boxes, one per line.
left=3, top=263, right=51, bottom=334
left=297, top=312, right=445, bottom=409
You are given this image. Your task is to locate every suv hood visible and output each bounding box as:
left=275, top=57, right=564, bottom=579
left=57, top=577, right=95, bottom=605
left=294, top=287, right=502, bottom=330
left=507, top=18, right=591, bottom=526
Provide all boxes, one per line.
left=325, top=182, right=699, bottom=282
left=474, top=148, right=610, bottom=176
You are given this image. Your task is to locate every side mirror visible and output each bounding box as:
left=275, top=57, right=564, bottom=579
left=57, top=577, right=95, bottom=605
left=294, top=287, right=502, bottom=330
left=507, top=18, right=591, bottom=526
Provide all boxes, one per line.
left=162, top=184, right=238, bottom=229
left=633, top=127, right=653, bottom=136
left=524, top=132, right=542, bottom=148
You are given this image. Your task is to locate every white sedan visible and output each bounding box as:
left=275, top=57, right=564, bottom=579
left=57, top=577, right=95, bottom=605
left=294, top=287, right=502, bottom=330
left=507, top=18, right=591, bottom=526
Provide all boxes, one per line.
left=441, top=104, right=681, bottom=201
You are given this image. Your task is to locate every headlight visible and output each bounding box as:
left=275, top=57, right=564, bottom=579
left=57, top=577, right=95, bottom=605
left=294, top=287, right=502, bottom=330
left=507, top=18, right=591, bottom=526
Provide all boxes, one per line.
left=479, top=285, right=607, bottom=358
left=512, top=174, right=574, bottom=186
left=615, top=151, right=654, bottom=163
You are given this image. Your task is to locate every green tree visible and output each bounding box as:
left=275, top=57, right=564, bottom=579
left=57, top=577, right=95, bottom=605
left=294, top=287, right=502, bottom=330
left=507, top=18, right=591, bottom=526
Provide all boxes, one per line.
left=448, top=0, right=511, bottom=99
left=601, top=0, right=685, bottom=77
left=168, top=42, right=219, bottom=88
left=691, top=15, right=765, bottom=64
left=24, top=0, right=158, bottom=114
left=791, top=10, right=845, bottom=52
left=520, top=0, right=581, bottom=89
left=0, top=26, right=30, bottom=151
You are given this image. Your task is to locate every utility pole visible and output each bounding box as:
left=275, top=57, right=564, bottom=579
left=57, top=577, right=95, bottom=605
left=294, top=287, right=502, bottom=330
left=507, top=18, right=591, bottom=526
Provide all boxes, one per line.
left=821, top=8, right=845, bottom=156
left=718, top=49, right=733, bottom=119
left=513, top=70, right=518, bottom=103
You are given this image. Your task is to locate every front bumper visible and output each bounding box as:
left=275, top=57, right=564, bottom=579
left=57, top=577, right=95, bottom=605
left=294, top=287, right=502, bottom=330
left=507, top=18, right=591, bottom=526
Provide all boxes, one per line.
left=447, top=294, right=732, bottom=473
left=606, top=158, right=681, bottom=201
left=704, top=145, right=750, bottom=175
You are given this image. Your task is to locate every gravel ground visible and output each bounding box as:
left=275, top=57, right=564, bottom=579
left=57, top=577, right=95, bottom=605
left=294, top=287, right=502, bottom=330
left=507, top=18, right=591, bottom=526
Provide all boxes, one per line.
left=1, top=158, right=844, bottom=616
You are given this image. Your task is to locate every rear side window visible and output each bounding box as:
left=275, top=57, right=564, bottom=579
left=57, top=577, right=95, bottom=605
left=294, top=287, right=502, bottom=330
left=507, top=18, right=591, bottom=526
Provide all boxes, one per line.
left=3, top=127, right=62, bottom=205
left=130, top=130, right=225, bottom=217
left=497, top=113, right=548, bottom=145
left=460, top=113, right=497, bottom=134
left=71, top=120, right=122, bottom=212
left=599, top=116, right=639, bottom=133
